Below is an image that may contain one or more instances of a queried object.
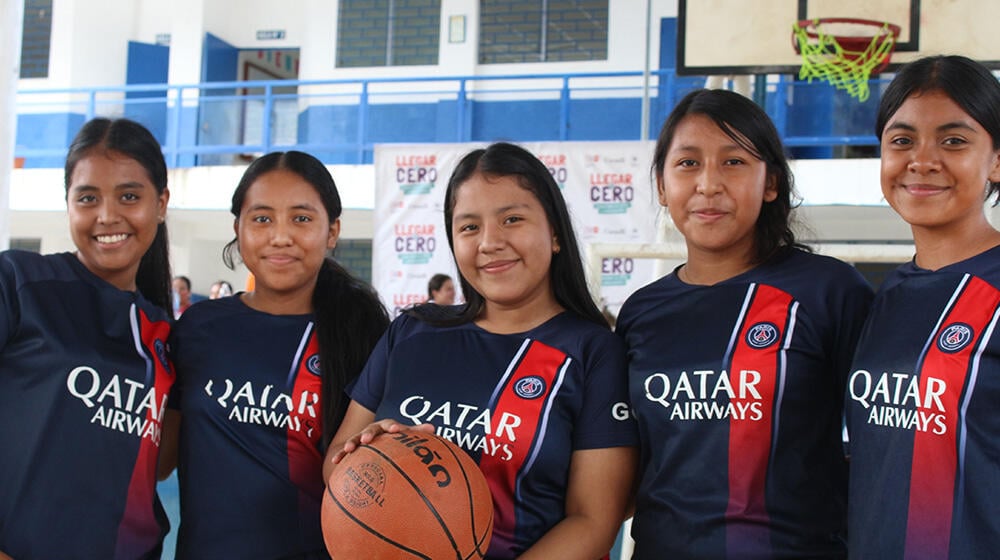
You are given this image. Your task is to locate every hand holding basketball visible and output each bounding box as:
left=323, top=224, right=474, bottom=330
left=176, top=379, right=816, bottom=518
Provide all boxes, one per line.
left=322, top=428, right=494, bottom=559
left=328, top=419, right=434, bottom=465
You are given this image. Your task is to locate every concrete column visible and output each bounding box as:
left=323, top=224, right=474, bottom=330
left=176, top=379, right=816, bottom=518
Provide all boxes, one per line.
left=0, top=0, right=25, bottom=250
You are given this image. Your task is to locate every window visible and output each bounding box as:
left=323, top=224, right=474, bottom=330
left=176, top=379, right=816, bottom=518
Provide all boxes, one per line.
left=20, top=0, right=53, bottom=79
left=336, top=0, right=441, bottom=67
left=479, top=0, right=608, bottom=64
left=10, top=238, right=42, bottom=253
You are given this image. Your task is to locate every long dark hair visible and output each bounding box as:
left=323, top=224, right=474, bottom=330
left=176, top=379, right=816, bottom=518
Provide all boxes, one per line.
left=410, top=142, right=609, bottom=329
left=223, top=151, right=389, bottom=449
left=64, top=117, right=173, bottom=313
left=875, top=55, right=1000, bottom=204
left=652, top=89, right=807, bottom=264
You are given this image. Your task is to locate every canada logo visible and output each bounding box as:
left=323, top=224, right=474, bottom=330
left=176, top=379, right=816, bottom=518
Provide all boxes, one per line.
left=938, top=323, right=974, bottom=353
left=746, top=322, right=780, bottom=349
left=514, top=375, right=546, bottom=399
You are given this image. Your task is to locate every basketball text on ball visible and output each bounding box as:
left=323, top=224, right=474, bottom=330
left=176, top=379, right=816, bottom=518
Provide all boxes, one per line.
left=341, top=463, right=386, bottom=508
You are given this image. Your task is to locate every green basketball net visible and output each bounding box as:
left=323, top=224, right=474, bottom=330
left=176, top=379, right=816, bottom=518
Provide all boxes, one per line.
left=792, top=18, right=901, bottom=102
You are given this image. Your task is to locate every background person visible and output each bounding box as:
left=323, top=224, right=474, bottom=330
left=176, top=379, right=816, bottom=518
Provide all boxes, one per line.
left=172, top=275, right=192, bottom=318
left=208, top=279, right=233, bottom=299
left=426, top=272, right=456, bottom=304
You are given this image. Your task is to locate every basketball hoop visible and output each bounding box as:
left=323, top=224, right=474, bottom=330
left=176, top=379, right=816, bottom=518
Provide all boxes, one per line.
left=792, top=18, right=901, bottom=102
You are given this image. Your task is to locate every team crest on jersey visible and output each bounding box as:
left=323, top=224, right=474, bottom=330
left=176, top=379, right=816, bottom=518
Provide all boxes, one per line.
left=938, top=323, right=974, bottom=353
left=154, top=339, right=171, bottom=372
left=514, top=375, right=546, bottom=399
left=746, top=322, right=780, bottom=349
left=306, top=354, right=321, bottom=376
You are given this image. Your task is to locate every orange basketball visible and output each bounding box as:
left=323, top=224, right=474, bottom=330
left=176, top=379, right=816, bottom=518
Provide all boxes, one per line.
left=322, top=429, right=494, bottom=559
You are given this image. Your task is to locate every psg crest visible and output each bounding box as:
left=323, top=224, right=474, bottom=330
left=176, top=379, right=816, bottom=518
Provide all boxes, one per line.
left=514, top=375, right=546, bottom=399
left=307, top=354, right=322, bottom=375
left=746, top=322, right=780, bottom=349
left=937, top=323, right=974, bottom=353
left=154, top=339, right=171, bottom=372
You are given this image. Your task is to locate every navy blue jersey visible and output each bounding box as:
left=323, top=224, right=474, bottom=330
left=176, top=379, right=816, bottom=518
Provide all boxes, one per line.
left=169, top=296, right=328, bottom=560
left=351, top=311, right=637, bottom=559
left=0, top=250, right=173, bottom=559
left=616, top=249, right=872, bottom=560
left=846, top=245, right=1000, bottom=559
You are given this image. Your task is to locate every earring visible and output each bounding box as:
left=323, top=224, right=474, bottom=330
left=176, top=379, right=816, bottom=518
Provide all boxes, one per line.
left=158, top=215, right=165, bottom=223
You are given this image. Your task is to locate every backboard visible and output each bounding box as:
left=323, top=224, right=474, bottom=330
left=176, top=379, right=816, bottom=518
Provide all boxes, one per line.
left=678, top=0, right=1000, bottom=75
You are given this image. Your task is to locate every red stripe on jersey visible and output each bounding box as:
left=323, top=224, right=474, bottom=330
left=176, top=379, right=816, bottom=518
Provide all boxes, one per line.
left=479, top=340, right=568, bottom=557
left=725, top=284, right=792, bottom=555
left=905, top=276, right=1000, bottom=559
left=287, top=327, right=324, bottom=502
left=116, top=307, right=173, bottom=559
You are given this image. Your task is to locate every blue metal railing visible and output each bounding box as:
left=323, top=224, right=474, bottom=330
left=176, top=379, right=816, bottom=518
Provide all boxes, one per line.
left=15, top=70, right=888, bottom=168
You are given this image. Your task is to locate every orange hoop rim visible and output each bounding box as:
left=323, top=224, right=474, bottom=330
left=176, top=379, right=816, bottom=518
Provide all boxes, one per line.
left=793, top=17, right=902, bottom=54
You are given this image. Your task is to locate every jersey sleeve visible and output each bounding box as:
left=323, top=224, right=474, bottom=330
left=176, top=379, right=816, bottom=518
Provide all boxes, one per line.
left=348, top=315, right=403, bottom=412
left=573, top=329, right=638, bottom=450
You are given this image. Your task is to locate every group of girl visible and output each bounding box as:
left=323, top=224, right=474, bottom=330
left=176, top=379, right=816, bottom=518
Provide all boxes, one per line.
left=0, top=54, right=997, bottom=559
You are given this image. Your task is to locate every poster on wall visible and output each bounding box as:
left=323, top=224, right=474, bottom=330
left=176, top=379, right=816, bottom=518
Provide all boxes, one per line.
left=373, top=141, right=663, bottom=320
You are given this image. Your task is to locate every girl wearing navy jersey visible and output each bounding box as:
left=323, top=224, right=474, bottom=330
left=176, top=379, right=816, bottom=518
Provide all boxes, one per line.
left=159, top=151, right=389, bottom=559
left=846, top=56, right=1000, bottom=559
left=616, top=89, right=873, bottom=559
left=325, top=142, right=638, bottom=559
left=0, top=118, right=174, bottom=559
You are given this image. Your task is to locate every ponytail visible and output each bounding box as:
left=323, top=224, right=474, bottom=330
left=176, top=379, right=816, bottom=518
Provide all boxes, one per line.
left=314, top=258, right=390, bottom=449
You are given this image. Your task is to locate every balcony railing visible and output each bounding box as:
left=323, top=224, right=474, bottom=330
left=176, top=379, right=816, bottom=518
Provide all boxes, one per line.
left=15, top=70, right=889, bottom=168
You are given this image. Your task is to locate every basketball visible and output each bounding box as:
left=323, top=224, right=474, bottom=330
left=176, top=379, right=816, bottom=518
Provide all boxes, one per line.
left=322, top=429, right=494, bottom=559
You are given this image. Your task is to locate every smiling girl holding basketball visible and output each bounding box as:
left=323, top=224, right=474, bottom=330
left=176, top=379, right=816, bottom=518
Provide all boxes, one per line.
left=159, top=151, right=389, bottom=559
left=845, top=55, right=1000, bottom=559
left=0, top=118, right=174, bottom=558
left=326, top=142, right=638, bottom=559
left=616, top=89, right=872, bottom=558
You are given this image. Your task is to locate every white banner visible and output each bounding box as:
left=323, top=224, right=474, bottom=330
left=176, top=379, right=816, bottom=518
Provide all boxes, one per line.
left=373, top=141, right=662, bottom=318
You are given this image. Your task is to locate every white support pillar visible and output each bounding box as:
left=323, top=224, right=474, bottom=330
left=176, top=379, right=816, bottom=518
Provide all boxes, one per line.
left=0, top=0, right=25, bottom=251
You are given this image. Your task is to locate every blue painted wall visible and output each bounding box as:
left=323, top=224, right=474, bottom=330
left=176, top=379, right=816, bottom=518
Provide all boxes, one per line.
left=197, top=32, right=240, bottom=166
left=126, top=41, right=170, bottom=144
left=15, top=112, right=85, bottom=168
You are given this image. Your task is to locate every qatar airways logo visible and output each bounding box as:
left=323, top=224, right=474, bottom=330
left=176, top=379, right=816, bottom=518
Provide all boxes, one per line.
left=399, top=396, right=519, bottom=461
left=849, top=370, right=948, bottom=434
left=642, top=369, right=765, bottom=421
left=205, top=379, right=320, bottom=438
left=67, top=367, right=167, bottom=445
